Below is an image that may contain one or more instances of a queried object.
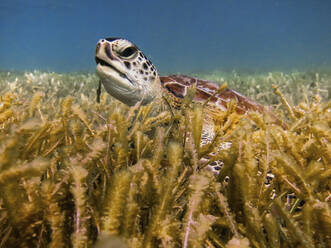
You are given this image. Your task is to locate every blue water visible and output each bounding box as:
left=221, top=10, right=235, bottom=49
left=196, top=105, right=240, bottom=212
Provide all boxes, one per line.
left=0, top=0, right=330, bottom=73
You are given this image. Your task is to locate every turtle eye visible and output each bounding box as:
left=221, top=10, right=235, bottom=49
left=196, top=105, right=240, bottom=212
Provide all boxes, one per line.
left=119, top=47, right=137, bottom=58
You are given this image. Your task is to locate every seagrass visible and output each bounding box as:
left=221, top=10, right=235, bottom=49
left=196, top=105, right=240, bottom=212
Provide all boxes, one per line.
left=0, top=70, right=330, bottom=247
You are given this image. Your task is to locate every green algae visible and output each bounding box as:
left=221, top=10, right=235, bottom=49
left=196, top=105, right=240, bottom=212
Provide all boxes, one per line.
left=0, top=70, right=330, bottom=247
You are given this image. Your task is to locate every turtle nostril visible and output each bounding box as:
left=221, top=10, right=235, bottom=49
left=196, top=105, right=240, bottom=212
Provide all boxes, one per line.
left=95, top=43, right=101, bottom=54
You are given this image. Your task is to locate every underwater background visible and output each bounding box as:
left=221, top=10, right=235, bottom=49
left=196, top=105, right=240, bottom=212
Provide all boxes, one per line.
left=0, top=1, right=331, bottom=248
left=0, top=0, right=330, bottom=73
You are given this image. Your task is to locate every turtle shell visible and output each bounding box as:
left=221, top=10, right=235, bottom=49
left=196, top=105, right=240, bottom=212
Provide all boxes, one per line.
left=160, top=75, right=263, bottom=114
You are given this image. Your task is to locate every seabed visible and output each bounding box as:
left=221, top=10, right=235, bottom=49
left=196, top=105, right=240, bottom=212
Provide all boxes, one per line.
left=0, top=70, right=330, bottom=247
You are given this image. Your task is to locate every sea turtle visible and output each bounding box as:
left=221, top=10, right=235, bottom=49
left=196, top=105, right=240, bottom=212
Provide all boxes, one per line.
left=94, top=37, right=267, bottom=172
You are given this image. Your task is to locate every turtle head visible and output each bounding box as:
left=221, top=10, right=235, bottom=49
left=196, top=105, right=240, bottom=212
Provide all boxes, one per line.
left=95, top=37, right=161, bottom=106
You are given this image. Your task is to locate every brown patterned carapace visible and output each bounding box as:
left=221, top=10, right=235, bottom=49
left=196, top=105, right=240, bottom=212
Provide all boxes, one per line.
left=161, top=75, right=263, bottom=114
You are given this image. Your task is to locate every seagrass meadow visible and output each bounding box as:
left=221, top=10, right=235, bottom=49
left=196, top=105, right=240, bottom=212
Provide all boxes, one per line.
left=0, top=70, right=330, bottom=248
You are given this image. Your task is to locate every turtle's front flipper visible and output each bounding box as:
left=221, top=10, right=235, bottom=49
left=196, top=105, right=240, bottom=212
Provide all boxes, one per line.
left=96, top=80, right=102, bottom=103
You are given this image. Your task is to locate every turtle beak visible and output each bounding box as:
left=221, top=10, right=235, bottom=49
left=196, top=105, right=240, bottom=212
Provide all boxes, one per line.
left=94, top=41, right=116, bottom=69
left=95, top=40, right=118, bottom=67
left=94, top=56, right=99, bottom=64
left=95, top=40, right=136, bottom=87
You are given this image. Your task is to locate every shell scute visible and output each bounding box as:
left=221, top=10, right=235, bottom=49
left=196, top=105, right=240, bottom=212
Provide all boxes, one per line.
left=160, top=75, right=263, bottom=114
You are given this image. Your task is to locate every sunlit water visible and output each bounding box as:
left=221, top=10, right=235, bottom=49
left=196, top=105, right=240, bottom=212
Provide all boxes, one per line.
left=0, top=0, right=330, bottom=74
